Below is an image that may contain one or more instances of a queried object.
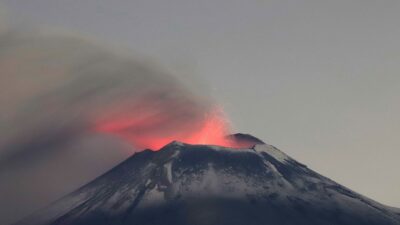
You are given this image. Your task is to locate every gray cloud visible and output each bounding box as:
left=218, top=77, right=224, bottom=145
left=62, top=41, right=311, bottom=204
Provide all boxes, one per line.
left=0, top=29, right=220, bottom=224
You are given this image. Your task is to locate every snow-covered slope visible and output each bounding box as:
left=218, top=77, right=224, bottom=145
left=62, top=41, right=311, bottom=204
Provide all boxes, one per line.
left=15, top=136, right=400, bottom=225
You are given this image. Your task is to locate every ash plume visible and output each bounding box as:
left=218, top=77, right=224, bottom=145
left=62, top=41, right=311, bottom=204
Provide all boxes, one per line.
left=0, top=28, right=231, bottom=224
left=0, top=29, right=218, bottom=164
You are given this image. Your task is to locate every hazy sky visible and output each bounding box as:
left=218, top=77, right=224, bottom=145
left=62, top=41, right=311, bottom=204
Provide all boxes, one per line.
left=1, top=0, right=400, bottom=223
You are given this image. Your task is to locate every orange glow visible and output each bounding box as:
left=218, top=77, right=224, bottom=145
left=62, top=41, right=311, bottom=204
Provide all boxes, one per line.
left=95, top=107, right=249, bottom=150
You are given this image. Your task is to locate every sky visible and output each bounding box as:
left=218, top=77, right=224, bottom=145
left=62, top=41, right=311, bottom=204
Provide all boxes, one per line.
left=1, top=0, right=400, bottom=224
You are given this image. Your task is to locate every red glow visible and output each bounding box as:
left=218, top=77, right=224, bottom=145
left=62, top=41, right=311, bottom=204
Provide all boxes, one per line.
left=95, top=107, right=249, bottom=150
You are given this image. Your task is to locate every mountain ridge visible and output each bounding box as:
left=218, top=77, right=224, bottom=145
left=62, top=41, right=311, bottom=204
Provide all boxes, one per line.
left=14, top=135, right=400, bottom=225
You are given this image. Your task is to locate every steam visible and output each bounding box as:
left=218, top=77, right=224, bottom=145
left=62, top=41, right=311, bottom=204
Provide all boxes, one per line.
left=0, top=28, right=232, bottom=164
left=0, top=28, right=235, bottom=223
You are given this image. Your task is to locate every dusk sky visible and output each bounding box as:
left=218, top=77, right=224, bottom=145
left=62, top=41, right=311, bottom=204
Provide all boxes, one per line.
left=1, top=1, right=400, bottom=224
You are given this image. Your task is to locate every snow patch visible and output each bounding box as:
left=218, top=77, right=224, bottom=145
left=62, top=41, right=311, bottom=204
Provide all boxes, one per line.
left=139, top=187, right=165, bottom=208
left=164, top=162, right=173, bottom=184
left=254, top=144, right=290, bottom=163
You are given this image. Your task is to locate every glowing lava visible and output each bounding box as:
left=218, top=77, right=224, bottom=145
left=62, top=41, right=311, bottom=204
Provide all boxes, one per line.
left=95, top=106, right=247, bottom=150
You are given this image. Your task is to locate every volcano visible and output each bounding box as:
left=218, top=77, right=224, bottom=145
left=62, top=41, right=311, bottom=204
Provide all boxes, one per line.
left=14, top=134, right=400, bottom=225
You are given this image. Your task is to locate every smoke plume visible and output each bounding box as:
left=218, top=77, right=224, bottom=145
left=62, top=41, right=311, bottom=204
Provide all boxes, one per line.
left=0, top=28, right=241, bottom=224
left=0, top=28, right=235, bottom=163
